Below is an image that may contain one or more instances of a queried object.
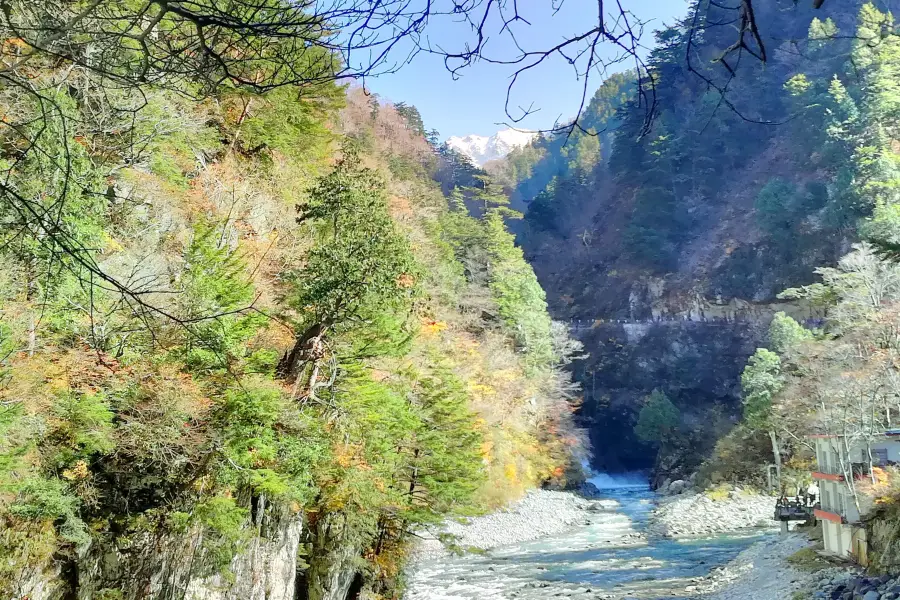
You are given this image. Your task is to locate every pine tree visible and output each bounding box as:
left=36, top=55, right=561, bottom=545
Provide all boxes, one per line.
left=808, top=17, right=838, bottom=56
left=394, top=102, right=426, bottom=137
left=400, top=363, right=484, bottom=523
left=279, top=147, right=418, bottom=392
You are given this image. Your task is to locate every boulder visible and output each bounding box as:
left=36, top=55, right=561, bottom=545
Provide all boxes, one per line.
left=668, top=480, right=687, bottom=495
left=861, top=591, right=880, bottom=600
left=578, top=481, right=602, bottom=499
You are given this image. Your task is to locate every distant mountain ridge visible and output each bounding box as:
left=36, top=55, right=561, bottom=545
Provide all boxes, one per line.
left=446, top=128, right=536, bottom=166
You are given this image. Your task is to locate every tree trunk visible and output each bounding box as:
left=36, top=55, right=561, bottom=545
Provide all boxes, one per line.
left=277, top=323, right=325, bottom=379
left=229, top=96, right=254, bottom=153
left=769, top=430, right=782, bottom=485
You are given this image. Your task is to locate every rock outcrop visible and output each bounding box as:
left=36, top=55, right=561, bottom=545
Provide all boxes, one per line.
left=13, top=510, right=307, bottom=600
left=572, top=318, right=766, bottom=478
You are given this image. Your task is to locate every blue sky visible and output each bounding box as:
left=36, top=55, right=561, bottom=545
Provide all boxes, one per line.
left=365, top=0, right=690, bottom=139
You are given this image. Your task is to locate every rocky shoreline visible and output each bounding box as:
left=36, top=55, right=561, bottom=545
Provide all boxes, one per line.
left=411, top=489, right=620, bottom=562
left=649, top=490, right=778, bottom=538
left=408, top=485, right=868, bottom=600
left=696, top=534, right=821, bottom=599
left=808, top=570, right=900, bottom=600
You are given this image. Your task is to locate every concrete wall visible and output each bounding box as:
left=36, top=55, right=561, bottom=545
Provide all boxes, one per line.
left=823, top=520, right=854, bottom=558
left=851, top=527, right=869, bottom=567
left=823, top=520, right=841, bottom=555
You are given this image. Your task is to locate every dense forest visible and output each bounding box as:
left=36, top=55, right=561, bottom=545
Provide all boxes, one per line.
left=486, top=0, right=900, bottom=488
left=0, top=4, right=586, bottom=599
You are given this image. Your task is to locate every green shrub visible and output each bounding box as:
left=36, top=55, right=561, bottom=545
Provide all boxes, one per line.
left=9, top=478, right=88, bottom=545
left=705, top=483, right=732, bottom=502
left=171, top=496, right=249, bottom=577
left=634, top=390, right=680, bottom=443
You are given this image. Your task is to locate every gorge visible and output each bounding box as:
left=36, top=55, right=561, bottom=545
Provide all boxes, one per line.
left=3, top=0, right=900, bottom=599
left=489, top=0, right=888, bottom=486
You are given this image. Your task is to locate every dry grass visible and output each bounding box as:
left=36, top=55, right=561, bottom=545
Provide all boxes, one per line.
left=785, top=547, right=832, bottom=573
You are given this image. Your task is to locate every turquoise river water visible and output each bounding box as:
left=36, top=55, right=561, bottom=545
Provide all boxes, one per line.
left=405, top=476, right=771, bottom=600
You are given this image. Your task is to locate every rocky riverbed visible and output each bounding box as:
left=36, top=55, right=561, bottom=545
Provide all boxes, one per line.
left=649, top=490, right=778, bottom=537
left=411, top=489, right=623, bottom=562
left=810, top=571, right=900, bottom=600
left=405, top=479, right=889, bottom=600
left=695, top=534, right=819, bottom=599
left=404, top=481, right=778, bottom=599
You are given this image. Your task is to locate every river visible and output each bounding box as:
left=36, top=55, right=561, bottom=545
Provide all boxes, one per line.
left=405, top=475, right=770, bottom=600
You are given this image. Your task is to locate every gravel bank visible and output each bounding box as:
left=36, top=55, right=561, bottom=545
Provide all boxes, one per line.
left=411, top=489, right=618, bottom=561
left=695, top=534, right=818, bottom=600
left=649, top=491, right=777, bottom=537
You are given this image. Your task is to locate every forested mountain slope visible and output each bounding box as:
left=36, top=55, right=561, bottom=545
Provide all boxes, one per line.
left=0, top=27, right=583, bottom=600
left=493, top=0, right=900, bottom=479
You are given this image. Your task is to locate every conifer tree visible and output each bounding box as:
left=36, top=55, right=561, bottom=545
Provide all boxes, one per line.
left=279, top=147, right=418, bottom=395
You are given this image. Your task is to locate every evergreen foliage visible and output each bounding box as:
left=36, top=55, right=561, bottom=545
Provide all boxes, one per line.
left=439, top=184, right=556, bottom=370
left=768, top=312, right=814, bottom=355
left=0, top=23, right=582, bottom=596
left=634, top=389, right=680, bottom=443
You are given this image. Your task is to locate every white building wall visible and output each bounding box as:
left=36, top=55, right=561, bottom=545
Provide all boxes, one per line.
left=840, top=524, right=852, bottom=556
left=822, top=520, right=853, bottom=557
left=823, top=521, right=840, bottom=555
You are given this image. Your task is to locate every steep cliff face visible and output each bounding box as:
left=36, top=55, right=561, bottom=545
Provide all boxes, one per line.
left=570, top=318, right=765, bottom=478
left=14, top=511, right=303, bottom=600
left=505, top=0, right=873, bottom=479
left=302, top=513, right=366, bottom=600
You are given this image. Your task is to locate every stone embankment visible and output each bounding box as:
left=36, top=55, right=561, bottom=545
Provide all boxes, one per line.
left=812, top=572, right=900, bottom=600
left=411, top=490, right=619, bottom=561
left=649, top=490, right=777, bottom=537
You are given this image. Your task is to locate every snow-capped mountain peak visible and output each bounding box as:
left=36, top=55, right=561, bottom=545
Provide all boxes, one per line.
left=446, top=128, right=536, bottom=166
